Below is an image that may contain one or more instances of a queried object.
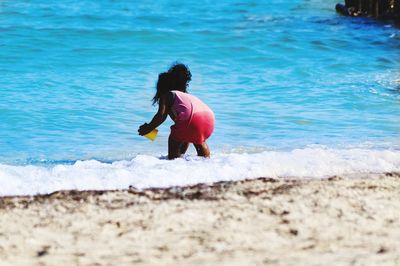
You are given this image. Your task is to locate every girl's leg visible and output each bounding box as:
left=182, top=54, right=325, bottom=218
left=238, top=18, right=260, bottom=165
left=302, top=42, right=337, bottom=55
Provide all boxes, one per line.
left=180, top=142, right=189, bottom=155
left=194, top=142, right=210, bottom=158
left=168, top=136, right=184, bottom=160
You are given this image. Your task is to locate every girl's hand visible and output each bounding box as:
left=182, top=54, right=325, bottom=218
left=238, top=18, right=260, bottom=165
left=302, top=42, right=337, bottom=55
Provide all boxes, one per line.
left=138, top=94, right=168, bottom=136
left=138, top=123, right=153, bottom=136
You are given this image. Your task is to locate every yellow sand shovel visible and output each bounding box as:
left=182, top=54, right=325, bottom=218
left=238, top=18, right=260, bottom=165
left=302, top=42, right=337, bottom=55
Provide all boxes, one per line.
left=143, top=128, right=158, bottom=141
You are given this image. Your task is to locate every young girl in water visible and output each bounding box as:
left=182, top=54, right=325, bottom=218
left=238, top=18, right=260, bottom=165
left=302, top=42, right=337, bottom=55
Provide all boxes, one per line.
left=138, top=63, right=215, bottom=159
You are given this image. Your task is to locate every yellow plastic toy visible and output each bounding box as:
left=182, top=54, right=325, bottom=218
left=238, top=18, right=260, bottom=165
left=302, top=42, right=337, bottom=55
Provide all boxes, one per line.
left=144, top=128, right=158, bottom=141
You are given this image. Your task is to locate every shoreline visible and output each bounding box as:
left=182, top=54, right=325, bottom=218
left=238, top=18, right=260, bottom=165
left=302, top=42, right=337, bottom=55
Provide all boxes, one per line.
left=1, top=173, right=399, bottom=265
left=1, top=172, right=399, bottom=200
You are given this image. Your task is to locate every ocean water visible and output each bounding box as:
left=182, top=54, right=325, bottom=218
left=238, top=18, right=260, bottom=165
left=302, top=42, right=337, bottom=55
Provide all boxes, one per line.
left=0, top=0, right=399, bottom=195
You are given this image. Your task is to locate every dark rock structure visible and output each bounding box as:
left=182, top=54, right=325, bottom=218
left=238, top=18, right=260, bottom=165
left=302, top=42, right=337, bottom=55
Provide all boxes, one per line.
left=336, top=0, right=400, bottom=20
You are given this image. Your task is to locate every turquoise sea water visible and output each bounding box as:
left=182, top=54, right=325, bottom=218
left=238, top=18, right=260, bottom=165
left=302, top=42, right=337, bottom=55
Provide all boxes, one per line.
left=0, top=1, right=399, bottom=195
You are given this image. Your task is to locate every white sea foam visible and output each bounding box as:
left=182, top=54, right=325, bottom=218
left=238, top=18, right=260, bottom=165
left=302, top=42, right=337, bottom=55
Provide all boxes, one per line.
left=0, top=147, right=400, bottom=196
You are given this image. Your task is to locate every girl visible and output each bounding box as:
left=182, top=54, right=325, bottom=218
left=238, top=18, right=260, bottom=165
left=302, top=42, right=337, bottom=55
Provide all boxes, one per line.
left=138, top=63, right=215, bottom=159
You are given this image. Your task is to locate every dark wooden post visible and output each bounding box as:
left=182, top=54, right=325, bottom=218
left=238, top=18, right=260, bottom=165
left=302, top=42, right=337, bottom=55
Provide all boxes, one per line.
left=369, top=0, right=375, bottom=16
left=379, top=0, right=390, bottom=18
left=337, top=0, right=400, bottom=20
left=376, top=0, right=381, bottom=18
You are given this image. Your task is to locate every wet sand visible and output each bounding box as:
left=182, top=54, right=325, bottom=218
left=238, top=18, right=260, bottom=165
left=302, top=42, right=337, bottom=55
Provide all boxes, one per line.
left=0, top=173, right=399, bottom=266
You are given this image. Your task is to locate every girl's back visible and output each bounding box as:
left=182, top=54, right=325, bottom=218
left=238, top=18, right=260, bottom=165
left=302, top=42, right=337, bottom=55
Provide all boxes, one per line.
left=170, top=90, right=214, bottom=145
left=171, top=90, right=213, bottom=123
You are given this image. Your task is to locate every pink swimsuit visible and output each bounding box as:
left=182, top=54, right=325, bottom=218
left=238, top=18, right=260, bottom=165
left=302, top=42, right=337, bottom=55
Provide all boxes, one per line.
left=169, top=91, right=215, bottom=144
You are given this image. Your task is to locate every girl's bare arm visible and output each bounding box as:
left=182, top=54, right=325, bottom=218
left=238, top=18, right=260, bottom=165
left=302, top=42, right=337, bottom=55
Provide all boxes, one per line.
left=138, top=95, right=169, bottom=135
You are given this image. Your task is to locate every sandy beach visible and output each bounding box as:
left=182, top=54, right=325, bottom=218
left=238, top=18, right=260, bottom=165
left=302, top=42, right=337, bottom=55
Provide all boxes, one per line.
left=0, top=173, right=399, bottom=266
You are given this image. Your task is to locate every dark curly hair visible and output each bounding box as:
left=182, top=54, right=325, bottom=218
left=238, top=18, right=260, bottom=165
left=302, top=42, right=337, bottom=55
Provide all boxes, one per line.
left=168, top=62, right=191, bottom=92
left=152, top=72, right=172, bottom=105
left=152, top=63, right=192, bottom=105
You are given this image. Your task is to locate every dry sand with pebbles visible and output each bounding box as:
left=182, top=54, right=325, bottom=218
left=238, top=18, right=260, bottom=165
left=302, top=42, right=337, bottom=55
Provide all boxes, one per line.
left=0, top=173, right=399, bottom=266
